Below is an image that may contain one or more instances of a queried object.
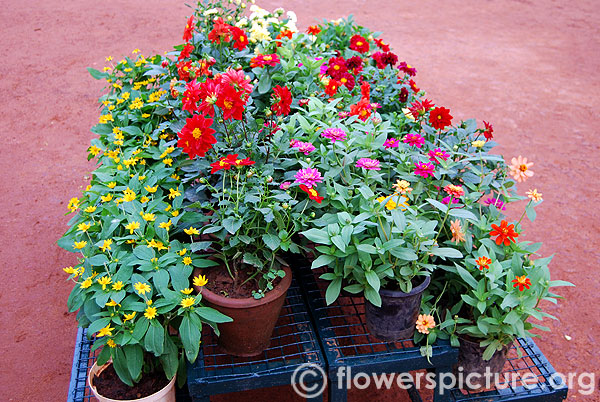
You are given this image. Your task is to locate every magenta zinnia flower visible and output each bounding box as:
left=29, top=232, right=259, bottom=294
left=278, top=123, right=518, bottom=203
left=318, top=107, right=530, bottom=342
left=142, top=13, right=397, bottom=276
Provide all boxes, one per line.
left=383, top=138, right=400, bottom=149
left=294, top=167, right=323, bottom=188
left=414, top=161, right=435, bottom=178
left=321, top=127, right=347, bottom=143
left=280, top=182, right=291, bottom=190
left=356, top=158, right=381, bottom=170
left=291, top=140, right=316, bottom=155
left=442, top=196, right=460, bottom=205
left=428, top=148, right=450, bottom=164
left=484, top=197, right=506, bottom=210
left=403, top=133, right=425, bottom=148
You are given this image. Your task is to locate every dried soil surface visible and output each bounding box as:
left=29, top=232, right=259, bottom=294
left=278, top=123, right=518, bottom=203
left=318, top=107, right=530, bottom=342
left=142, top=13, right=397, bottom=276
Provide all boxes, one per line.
left=1, top=0, right=598, bottom=401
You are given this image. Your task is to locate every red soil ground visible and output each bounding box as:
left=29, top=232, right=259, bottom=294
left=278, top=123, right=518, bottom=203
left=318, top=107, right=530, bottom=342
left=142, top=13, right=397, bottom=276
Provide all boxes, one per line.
left=1, top=0, right=598, bottom=401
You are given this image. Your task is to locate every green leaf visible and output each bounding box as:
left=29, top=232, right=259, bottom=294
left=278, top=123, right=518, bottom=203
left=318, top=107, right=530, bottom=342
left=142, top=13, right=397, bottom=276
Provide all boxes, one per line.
left=325, top=278, right=342, bottom=305
left=195, top=307, right=232, bottom=323
left=504, top=310, right=521, bottom=325
left=87, top=67, right=108, bottom=80
left=500, top=293, right=520, bottom=309
left=365, top=270, right=381, bottom=292
left=455, top=264, right=479, bottom=289
left=153, top=270, right=170, bottom=296
left=364, top=285, right=382, bottom=307
left=389, top=247, right=418, bottom=261
left=87, top=254, right=109, bottom=267
left=300, top=228, right=331, bottom=245
left=144, top=321, right=165, bottom=356
left=426, top=198, right=448, bottom=213
left=179, top=315, right=200, bottom=362
left=311, top=254, right=335, bottom=269
left=87, top=317, right=111, bottom=337
left=243, top=252, right=263, bottom=268
left=169, top=265, right=191, bottom=291
left=123, top=344, right=143, bottom=381
left=133, top=245, right=155, bottom=261
left=548, top=280, right=574, bottom=287
left=258, top=73, right=272, bottom=94
left=160, top=335, right=179, bottom=380
left=331, top=235, right=346, bottom=252
left=356, top=244, right=377, bottom=254
left=262, top=233, right=281, bottom=251
left=448, top=208, right=478, bottom=220
left=112, top=348, right=133, bottom=386
left=430, top=247, right=463, bottom=259
left=525, top=202, right=537, bottom=222
left=222, top=217, right=243, bottom=234
left=131, top=317, right=150, bottom=341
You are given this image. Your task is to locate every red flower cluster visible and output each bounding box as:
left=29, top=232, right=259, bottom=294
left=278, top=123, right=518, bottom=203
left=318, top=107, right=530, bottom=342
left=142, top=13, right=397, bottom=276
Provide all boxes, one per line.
left=307, top=25, right=321, bottom=35
left=350, top=34, right=370, bottom=53
left=178, top=114, right=217, bottom=159
left=210, top=154, right=255, bottom=174
left=176, top=57, right=215, bottom=82
left=397, top=61, right=417, bottom=77
left=489, top=220, right=519, bottom=246
left=178, top=43, right=195, bottom=61
left=300, top=185, right=324, bottom=203
left=271, top=85, right=292, bottom=116
left=372, top=51, right=398, bottom=69
left=206, top=18, right=248, bottom=50
left=407, top=99, right=434, bottom=119
left=183, top=15, right=194, bottom=42
left=429, top=106, right=453, bottom=130
left=325, top=79, right=341, bottom=96
left=250, top=53, right=280, bottom=68
left=349, top=82, right=373, bottom=121
left=374, top=37, right=390, bottom=52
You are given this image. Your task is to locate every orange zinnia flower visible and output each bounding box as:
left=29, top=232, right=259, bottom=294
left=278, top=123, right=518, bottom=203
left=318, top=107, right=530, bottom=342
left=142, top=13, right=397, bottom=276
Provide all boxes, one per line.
left=490, top=220, right=519, bottom=246
left=512, top=275, right=532, bottom=291
left=475, top=256, right=492, bottom=270
left=509, top=156, right=534, bottom=183
left=450, top=219, right=466, bottom=243
left=416, top=314, right=436, bottom=334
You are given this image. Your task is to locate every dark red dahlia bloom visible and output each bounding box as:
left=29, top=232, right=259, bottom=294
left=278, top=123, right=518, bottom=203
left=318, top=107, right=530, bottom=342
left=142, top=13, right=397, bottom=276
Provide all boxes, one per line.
left=183, top=15, right=194, bottom=42
left=271, top=85, right=292, bottom=116
left=327, top=57, right=348, bottom=79
left=230, top=27, right=248, bottom=51
left=371, top=52, right=385, bottom=69
left=177, top=61, right=193, bottom=81
left=350, top=34, right=369, bottom=53
left=182, top=79, right=201, bottom=113
left=300, top=184, right=324, bottom=203
left=339, top=73, right=355, bottom=91
left=483, top=120, right=494, bottom=140
left=307, top=25, right=321, bottom=35
left=397, top=61, right=417, bottom=77
left=216, top=85, right=246, bottom=121
left=374, top=37, right=390, bottom=52
left=381, top=52, right=398, bottom=67
left=208, top=18, right=232, bottom=44
left=429, top=106, right=453, bottom=130
left=399, top=87, right=409, bottom=103
left=178, top=43, right=195, bottom=61
left=345, top=55, right=363, bottom=74
left=325, top=79, right=341, bottom=97
left=178, top=114, right=217, bottom=159
left=408, top=99, right=434, bottom=119
left=250, top=53, right=280, bottom=68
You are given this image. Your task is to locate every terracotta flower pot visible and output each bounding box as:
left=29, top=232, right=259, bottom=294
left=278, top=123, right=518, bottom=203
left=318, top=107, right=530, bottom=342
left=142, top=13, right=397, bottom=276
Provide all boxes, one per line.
left=453, top=336, right=512, bottom=389
left=88, top=361, right=176, bottom=402
left=364, top=276, right=431, bottom=341
left=193, top=265, right=292, bottom=356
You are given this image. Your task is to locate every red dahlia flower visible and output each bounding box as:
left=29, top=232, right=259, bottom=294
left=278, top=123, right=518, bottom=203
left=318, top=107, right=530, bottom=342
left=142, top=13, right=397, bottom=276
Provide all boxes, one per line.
left=325, top=79, right=341, bottom=96
left=307, top=25, right=321, bottom=35
left=271, top=85, right=292, bottom=116
left=345, top=56, right=363, bottom=75
left=483, top=120, right=494, bottom=140
left=230, top=27, right=248, bottom=51
left=397, top=61, right=417, bottom=77
left=489, top=220, right=519, bottom=246
left=300, top=184, right=324, bottom=203
left=183, top=15, right=194, bottom=42
left=339, top=73, right=355, bottom=90
left=409, top=79, right=420, bottom=93
left=197, top=77, right=222, bottom=117
left=221, top=68, right=253, bottom=95
left=429, top=106, right=453, bottom=130
left=408, top=99, right=434, bottom=119
left=250, top=53, right=280, bottom=68
left=182, top=79, right=201, bottom=113
left=275, top=29, right=293, bottom=46
left=475, top=256, right=492, bottom=271
left=216, top=85, right=246, bottom=121
left=177, top=61, right=193, bottom=81
left=399, top=87, right=409, bottom=103
left=178, top=114, right=217, bottom=159
left=208, top=18, right=232, bottom=44
left=374, top=38, right=390, bottom=52
left=350, top=34, right=370, bottom=53
left=210, top=154, right=255, bottom=173
left=178, top=43, right=195, bottom=61
left=327, top=57, right=348, bottom=79
left=349, top=98, right=372, bottom=121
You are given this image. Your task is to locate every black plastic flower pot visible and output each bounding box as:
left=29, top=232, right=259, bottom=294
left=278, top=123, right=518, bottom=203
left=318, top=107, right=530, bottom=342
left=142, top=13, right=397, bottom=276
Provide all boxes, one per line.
left=453, top=336, right=512, bottom=389
left=364, top=275, right=431, bottom=341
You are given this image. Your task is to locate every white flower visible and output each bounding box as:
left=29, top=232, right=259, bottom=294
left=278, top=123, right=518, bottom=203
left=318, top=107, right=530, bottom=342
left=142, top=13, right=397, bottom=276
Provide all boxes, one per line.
left=286, top=11, right=297, bottom=23
left=203, top=8, right=219, bottom=16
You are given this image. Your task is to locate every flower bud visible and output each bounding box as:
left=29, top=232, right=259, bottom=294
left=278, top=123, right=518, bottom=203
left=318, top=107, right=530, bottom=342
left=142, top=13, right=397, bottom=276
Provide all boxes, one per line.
left=266, top=176, right=273, bottom=183
left=282, top=203, right=289, bottom=209
left=310, top=212, right=316, bottom=218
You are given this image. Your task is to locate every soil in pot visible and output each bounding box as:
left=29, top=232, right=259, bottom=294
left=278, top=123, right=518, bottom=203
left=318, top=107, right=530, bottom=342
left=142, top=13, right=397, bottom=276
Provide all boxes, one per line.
left=365, top=276, right=431, bottom=342
left=203, top=264, right=282, bottom=298
left=92, top=363, right=170, bottom=401
left=453, top=336, right=512, bottom=390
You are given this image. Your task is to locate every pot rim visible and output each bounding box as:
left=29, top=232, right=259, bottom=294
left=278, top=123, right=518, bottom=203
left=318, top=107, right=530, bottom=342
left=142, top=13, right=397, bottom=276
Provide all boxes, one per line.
left=378, top=275, right=431, bottom=298
left=88, top=361, right=176, bottom=402
left=195, top=265, right=292, bottom=309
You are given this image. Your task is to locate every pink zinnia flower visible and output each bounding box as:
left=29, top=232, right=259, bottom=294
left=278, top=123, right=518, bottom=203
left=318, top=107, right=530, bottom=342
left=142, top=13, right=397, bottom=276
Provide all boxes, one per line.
left=428, top=148, right=450, bottom=164
left=403, top=133, right=425, bottom=148
left=509, top=156, right=534, bottom=183
left=383, top=138, right=400, bottom=149
left=280, top=182, right=291, bottom=190
left=442, top=196, right=460, bottom=205
left=414, top=162, right=435, bottom=178
left=321, top=127, right=347, bottom=143
left=484, top=197, right=506, bottom=211
left=291, top=140, right=316, bottom=155
left=355, top=158, right=381, bottom=170
left=294, top=167, right=323, bottom=188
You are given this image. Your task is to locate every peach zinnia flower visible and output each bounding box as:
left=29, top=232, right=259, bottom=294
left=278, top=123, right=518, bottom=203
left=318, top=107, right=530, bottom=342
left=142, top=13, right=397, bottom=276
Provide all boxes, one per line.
left=526, top=189, right=543, bottom=202
left=416, top=314, right=436, bottom=334
left=450, top=219, right=466, bottom=243
left=509, top=156, right=534, bottom=182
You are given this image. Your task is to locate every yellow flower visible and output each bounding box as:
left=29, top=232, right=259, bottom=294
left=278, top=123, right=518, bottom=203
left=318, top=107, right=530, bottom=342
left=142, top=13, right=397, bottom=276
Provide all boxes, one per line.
left=165, top=205, right=172, bottom=212
left=84, top=206, right=97, bottom=213
left=68, top=197, right=80, bottom=212
left=145, top=185, right=158, bottom=193
left=147, top=239, right=168, bottom=251
left=107, top=339, right=117, bottom=348
left=163, top=158, right=173, bottom=167
left=134, top=282, right=151, bottom=295
left=105, top=56, right=113, bottom=61
left=132, top=48, right=140, bottom=54
left=107, top=182, right=117, bottom=189
left=97, top=276, right=112, bottom=290
left=144, top=306, right=157, bottom=319
left=180, top=288, right=194, bottom=295
left=159, top=220, right=172, bottom=230
left=170, top=174, right=180, bottom=180
left=180, top=297, right=196, bottom=308
left=526, top=189, right=543, bottom=202
left=125, top=221, right=140, bottom=234
left=73, top=241, right=87, bottom=250
left=140, top=196, right=150, bottom=203
left=184, top=227, right=200, bottom=236
left=89, top=145, right=102, bottom=156
left=63, top=266, right=77, bottom=275
left=101, top=194, right=113, bottom=203
left=123, top=188, right=136, bottom=202
left=193, top=274, right=208, bottom=288
left=171, top=210, right=180, bottom=217
left=168, top=188, right=181, bottom=199
left=99, top=114, right=114, bottom=124
left=85, top=184, right=92, bottom=192
left=472, top=140, right=486, bottom=148
left=183, top=256, right=192, bottom=266
left=99, top=239, right=113, bottom=252
left=141, top=113, right=151, bottom=118
left=138, top=174, right=146, bottom=180
left=123, top=312, right=136, bottom=321
left=80, top=278, right=93, bottom=289
left=106, top=299, right=118, bottom=307
left=97, top=324, right=114, bottom=337
left=77, top=222, right=92, bottom=232
left=141, top=212, right=156, bottom=222
left=112, top=281, right=124, bottom=291
left=121, top=92, right=130, bottom=100
left=178, top=248, right=187, bottom=256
